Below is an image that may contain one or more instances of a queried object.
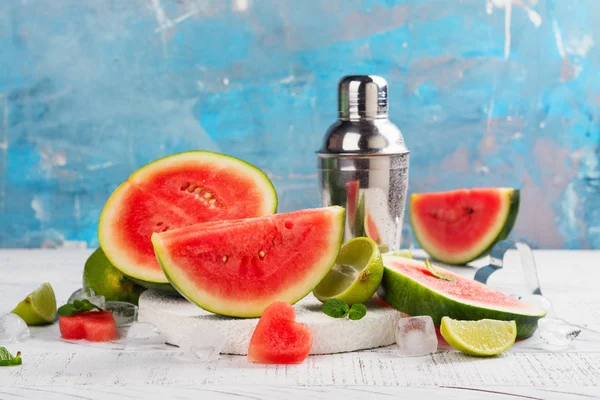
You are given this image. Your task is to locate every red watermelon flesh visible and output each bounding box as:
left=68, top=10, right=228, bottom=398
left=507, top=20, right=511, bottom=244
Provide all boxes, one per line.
left=410, top=188, right=519, bottom=265
left=248, top=302, right=312, bottom=364
left=364, top=210, right=382, bottom=245
left=152, top=206, right=345, bottom=317
left=58, top=314, right=86, bottom=340
left=59, top=311, right=118, bottom=342
left=346, top=180, right=359, bottom=232
left=99, top=151, right=277, bottom=285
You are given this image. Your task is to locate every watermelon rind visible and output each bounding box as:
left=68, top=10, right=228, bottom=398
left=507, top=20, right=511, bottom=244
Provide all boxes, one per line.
left=99, top=151, right=278, bottom=285
left=125, top=275, right=178, bottom=294
left=410, top=188, right=520, bottom=265
left=153, top=207, right=346, bottom=318
left=378, top=255, right=545, bottom=339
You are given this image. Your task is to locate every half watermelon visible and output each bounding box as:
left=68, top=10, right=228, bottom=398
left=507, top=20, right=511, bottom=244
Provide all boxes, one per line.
left=99, top=151, right=278, bottom=288
left=151, top=207, right=345, bottom=317
left=378, top=254, right=545, bottom=339
left=410, top=188, right=519, bottom=265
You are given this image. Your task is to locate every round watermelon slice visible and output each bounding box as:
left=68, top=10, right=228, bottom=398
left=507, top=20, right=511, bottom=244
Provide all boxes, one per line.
left=151, top=207, right=345, bottom=317
left=99, top=151, right=277, bottom=288
left=410, top=188, right=519, bottom=265
left=378, top=255, right=545, bottom=339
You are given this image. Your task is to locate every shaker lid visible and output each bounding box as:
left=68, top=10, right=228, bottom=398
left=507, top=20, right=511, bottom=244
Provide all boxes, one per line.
left=338, top=75, right=388, bottom=120
left=317, top=75, right=409, bottom=157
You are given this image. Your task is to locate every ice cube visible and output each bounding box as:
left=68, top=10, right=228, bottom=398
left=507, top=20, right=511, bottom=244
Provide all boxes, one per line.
left=125, top=322, right=165, bottom=348
left=88, top=295, right=106, bottom=309
left=538, top=318, right=581, bottom=347
left=0, top=313, right=30, bottom=343
left=181, top=329, right=228, bottom=362
left=395, top=316, right=438, bottom=356
left=68, top=287, right=95, bottom=303
left=105, top=301, right=138, bottom=327
left=68, top=288, right=105, bottom=309
left=519, top=294, right=554, bottom=317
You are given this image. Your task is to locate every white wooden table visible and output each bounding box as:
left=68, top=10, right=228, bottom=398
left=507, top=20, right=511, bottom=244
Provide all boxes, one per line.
left=1, top=249, right=599, bottom=399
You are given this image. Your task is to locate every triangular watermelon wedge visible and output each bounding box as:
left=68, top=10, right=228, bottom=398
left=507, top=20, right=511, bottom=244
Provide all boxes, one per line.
left=152, top=207, right=345, bottom=317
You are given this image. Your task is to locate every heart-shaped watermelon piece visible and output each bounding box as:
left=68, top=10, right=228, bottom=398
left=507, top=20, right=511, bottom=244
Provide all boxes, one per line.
left=247, top=302, right=312, bottom=364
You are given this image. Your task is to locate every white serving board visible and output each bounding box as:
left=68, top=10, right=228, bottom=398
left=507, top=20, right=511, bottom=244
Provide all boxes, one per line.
left=138, top=289, right=403, bottom=355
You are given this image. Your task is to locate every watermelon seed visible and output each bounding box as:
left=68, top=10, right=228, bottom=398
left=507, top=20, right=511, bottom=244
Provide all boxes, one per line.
left=156, top=221, right=164, bottom=227
left=465, top=207, right=474, bottom=215
left=194, top=187, right=203, bottom=194
left=258, top=250, right=265, bottom=259
left=209, top=199, right=216, bottom=204
left=222, top=256, right=228, bottom=263
left=204, top=192, right=212, bottom=199
left=161, top=227, right=169, bottom=232
left=188, top=185, right=197, bottom=192
left=180, top=182, right=190, bottom=191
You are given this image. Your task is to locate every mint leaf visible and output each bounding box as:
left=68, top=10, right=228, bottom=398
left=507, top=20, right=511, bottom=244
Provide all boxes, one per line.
left=0, top=347, right=22, bottom=366
left=57, top=304, right=77, bottom=316
left=425, top=259, right=456, bottom=283
left=322, top=299, right=349, bottom=318
left=348, top=303, right=367, bottom=320
left=57, top=299, right=102, bottom=317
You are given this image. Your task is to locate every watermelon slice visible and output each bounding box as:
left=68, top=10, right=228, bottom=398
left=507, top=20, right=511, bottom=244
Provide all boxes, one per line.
left=248, top=302, right=312, bottom=364
left=378, top=255, right=546, bottom=339
left=58, top=311, right=119, bottom=342
left=410, top=188, right=519, bottom=265
left=99, top=151, right=277, bottom=288
left=152, top=207, right=345, bottom=317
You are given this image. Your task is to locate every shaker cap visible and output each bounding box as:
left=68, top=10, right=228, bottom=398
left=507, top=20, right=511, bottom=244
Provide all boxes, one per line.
left=338, top=75, right=388, bottom=120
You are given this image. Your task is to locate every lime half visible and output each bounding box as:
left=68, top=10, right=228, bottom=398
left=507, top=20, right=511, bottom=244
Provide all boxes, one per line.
left=11, top=282, right=57, bottom=325
left=313, top=237, right=383, bottom=305
left=440, top=317, right=517, bottom=356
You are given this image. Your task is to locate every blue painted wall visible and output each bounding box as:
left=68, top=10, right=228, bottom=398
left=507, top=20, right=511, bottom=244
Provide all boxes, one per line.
left=1, top=0, right=599, bottom=249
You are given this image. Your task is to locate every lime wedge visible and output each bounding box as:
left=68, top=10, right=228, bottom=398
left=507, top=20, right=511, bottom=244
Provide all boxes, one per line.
left=11, top=282, right=57, bottom=325
left=313, top=237, right=383, bottom=305
left=440, top=317, right=517, bottom=356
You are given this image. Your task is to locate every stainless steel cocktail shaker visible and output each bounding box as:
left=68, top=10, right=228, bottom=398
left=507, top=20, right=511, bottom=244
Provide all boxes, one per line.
left=317, top=75, right=410, bottom=252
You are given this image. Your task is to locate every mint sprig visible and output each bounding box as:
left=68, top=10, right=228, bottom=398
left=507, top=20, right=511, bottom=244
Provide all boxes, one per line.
left=0, top=347, right=22, bottom=367
left=348, top=304, right=367, bottom=320
left=322, top=299, right=367, bottom=320
left=425, top=259, right=456, bottom=283
left=57, top=299, right=102, bottom=317
left=322, top=299, right=349, bottom=318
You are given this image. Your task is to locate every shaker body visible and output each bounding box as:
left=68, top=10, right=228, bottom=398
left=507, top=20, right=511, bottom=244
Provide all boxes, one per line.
left=318, top=153, right=409, bottom=252
left=317, top=75, right=410, bottom=251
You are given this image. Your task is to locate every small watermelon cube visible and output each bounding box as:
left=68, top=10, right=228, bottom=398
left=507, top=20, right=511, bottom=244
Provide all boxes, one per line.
left=248, top=302, right=312, bottom=364
left=58, top=314, right=86, bottom=340
left=59, top=311, right=118, bottom=342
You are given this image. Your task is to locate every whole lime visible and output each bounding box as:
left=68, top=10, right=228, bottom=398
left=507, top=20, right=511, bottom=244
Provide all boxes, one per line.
left=83, top=248, right=146, bottom=305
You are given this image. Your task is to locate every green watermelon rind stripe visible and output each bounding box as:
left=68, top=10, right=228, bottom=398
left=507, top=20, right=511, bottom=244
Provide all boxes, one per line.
left=98, top=150, right=278, bottom=285
left=411, top=188, right=520, bottom=265
left=377, top=260, right=545, bottom=339
left=154, top=207, right=346, bottom=318
left=126, top=275, right=178, bottom=294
